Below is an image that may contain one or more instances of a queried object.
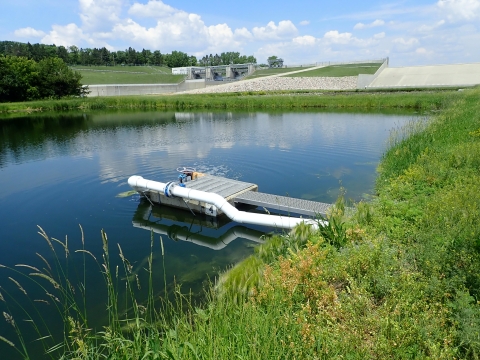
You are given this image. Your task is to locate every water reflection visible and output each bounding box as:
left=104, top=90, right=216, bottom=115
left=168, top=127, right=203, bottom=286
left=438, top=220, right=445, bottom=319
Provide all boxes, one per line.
left=132, top=201, right=265, bottom=250
left=0, top=109, right=418, bottom=202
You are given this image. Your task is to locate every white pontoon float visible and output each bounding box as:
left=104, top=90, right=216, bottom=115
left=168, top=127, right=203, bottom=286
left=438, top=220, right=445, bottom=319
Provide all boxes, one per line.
left=128, top=168, right=331, bottom=230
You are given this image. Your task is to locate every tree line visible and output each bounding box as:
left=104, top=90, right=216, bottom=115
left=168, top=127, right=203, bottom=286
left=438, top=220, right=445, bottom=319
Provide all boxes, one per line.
left=0, top=55, right=87, bottom=103
left=0, top=41, right=256, bottom=68
left=197, top=53, right=256, bottom=66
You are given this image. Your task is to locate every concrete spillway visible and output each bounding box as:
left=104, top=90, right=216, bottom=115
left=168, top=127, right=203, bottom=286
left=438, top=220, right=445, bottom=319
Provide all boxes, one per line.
left=367, top=63, right=480, bottom=89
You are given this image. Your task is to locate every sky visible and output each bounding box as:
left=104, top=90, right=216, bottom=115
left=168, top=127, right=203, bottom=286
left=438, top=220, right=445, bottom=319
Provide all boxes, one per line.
left=1, top=0, right=480, bottom=66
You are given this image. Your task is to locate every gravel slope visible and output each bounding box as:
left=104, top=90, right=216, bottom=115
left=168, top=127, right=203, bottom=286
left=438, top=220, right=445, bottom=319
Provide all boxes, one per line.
left=182, top=76, right=358, bottom=94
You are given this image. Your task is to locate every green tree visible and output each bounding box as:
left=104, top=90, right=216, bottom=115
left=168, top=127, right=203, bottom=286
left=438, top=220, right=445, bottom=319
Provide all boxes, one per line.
left=115, top=50, right=127, bottom=65
left=36, top=57, right=87, bottom=98
left=68, top=45, right=80, bottom=65
left=80, top=48, right=92, bottom=65
left=0, top=55, right=40, bottom=102
left=189, top=55, right=197, bottom=66
left=56, top=46, right=69, bottom=63
left=0, top=55, right=87, bottom=102
left=165, top=50, right=189, bottom=67
left=152, top=50, right=162, bottom=66
left=140, top=49, right=152, bottom=65
left=100, top=47, right=110, bottom=65
left=126, top=47, right=137, bottom=65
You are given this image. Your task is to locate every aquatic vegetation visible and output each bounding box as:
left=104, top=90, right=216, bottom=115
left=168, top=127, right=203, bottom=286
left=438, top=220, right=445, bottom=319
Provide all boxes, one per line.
left=0, top=89, right=461, bottom=118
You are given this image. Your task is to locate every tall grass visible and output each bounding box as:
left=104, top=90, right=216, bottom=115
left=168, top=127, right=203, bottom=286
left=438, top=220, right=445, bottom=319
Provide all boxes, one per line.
left=0, top=89, right=461, bottom=118
left=0, top=226, right=178, bottom=359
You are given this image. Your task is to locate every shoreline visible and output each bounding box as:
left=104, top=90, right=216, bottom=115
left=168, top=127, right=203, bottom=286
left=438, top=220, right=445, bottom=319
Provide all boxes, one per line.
left=0, top=89, right=461, bottom=118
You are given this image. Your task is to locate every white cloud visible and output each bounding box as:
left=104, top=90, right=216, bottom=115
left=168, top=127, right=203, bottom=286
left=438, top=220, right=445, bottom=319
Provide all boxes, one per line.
left=110, top=1, right=250, bottom=52
left=252, top=20, right=298, bottom=40
left=128, top=0, right=177, bottom=17
left=292, top=35, right=316, bottom=46
left=41, top=24, right=91, bottom=47
left=255, top=30, right=389, bottom=65
left=353, top=19, right=385, bottom=30
left=79, top=0, right=124, bottom=31
left=392, top=37, right=420, bottom=53
left=111, top=16, right=241, bottom=52
left=437, top=0, right=480, bottom=21
left=323, top=30, right=382, bottom=49
left=418, top=20, right=445, bottom=33
left=393, top=37, right=420, bottom=46
left=299, top=20, right=310, bottom=26
left=324, top=30, right=354, bottom=44
left=234, top=27, right=253, bottom=40
left=416, top=47, right=429, bottom=54
left=14, top=27, right=46, bottom=38
left=207, top=24, right=236, bottom=48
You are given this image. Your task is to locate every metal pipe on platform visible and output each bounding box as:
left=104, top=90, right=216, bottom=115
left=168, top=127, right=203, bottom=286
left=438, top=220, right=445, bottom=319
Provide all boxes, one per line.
left=128, top=175, right=324, bottom=230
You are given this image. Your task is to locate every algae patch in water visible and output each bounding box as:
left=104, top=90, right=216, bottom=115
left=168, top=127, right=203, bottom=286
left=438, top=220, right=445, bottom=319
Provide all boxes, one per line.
left=116, top=190, right=138, bottom=198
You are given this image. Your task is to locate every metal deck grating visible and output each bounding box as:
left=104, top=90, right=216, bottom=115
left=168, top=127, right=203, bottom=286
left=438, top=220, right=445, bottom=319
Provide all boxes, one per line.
left=185, top=175, right=257, bottom=199
left=181, top=174, right=332, bottom=217
left=234, top=191, right=332, bottom=217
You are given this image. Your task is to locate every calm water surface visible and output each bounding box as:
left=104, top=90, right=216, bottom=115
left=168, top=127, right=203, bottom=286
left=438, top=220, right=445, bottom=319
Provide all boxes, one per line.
left=0, top=109, right=417, bottom=356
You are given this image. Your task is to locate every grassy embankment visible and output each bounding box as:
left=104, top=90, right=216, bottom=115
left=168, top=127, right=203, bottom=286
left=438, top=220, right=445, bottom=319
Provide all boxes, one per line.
left=0, top=90, right=461, bottom=118
left=71, top=65, right=185, bottom=85
left=288, top=62, right=381, bottom=77
left=245, top=66, right=314, bottom=79
left=73, top=63, right=379, bottom=84
left=1, top=88, right=480, bottom=359
left=246, top=62, right=381, bottom=79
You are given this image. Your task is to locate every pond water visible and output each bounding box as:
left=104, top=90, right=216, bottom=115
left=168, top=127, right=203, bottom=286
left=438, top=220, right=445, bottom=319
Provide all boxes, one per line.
left=0, top=109, right=417, bottom=357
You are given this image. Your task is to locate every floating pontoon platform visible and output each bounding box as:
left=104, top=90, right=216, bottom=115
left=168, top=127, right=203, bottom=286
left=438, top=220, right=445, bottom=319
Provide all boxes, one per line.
left=132, top=174, right=332, bottom=223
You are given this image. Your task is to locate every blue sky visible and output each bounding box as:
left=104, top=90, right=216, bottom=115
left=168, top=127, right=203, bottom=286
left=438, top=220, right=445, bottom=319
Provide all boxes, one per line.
left=1, top=0, right=479, bottom=66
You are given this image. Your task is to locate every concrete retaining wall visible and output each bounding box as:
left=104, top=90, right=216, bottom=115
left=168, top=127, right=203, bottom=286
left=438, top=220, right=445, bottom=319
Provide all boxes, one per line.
left=357, top=58, right=389, bottom=89
left=86, top=79, right=207, bottom=97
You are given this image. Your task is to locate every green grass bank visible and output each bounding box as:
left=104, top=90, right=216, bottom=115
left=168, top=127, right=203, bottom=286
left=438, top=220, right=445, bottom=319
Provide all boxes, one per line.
left=0, top=90, right=462, bottom=119
left=73, top=65, right=185, bottom=85
left=246, top=63, right=381, bottom=79
left=245, top=66, right=314, bottom=79
left=287, top=63, right=381, bottom=77
left=1, top=88, right=480, bottom=359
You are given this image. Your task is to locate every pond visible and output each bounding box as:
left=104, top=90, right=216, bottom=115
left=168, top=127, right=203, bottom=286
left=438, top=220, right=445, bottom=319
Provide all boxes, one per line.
left=0, top=109, right=418, bottom=357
